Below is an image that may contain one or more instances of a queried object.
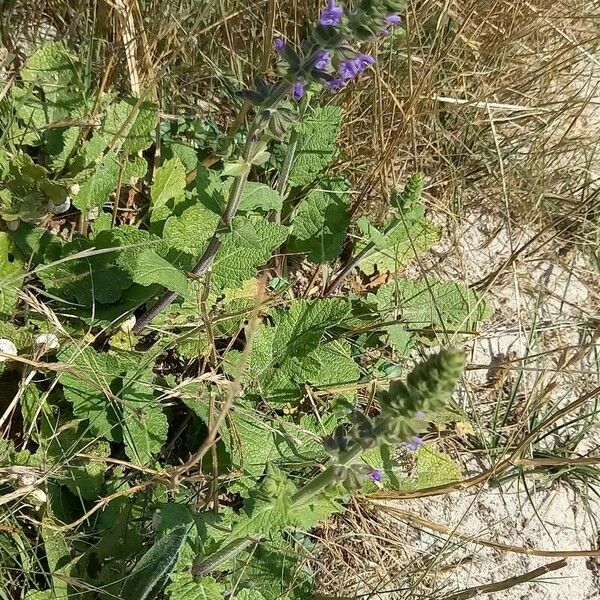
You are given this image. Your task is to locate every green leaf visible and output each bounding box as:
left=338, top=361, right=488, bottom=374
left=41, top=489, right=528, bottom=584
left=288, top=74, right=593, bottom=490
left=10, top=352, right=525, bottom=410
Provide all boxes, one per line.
left=289, top=178, right=350, bottom=262
left=165, top=573, right=225, bottom=600
left=41, top=520, right=71, bottom=599
left=163, top=203, right=220, bottom=256
left=20, top=42, right=76, bottom=85
left=151, top=158, right=187, bottom=221
left=132, top=249, right=188, bottom=296
left=122, top=403, right=168, bottom=465
left=227, top=299, right=360, bottom=402
left=121, top=525, right=188, bottom=600
left=73, top=152, right=120, bottom=212
left=374, top=278, right=493, bottom=330
left=45, top=422, right=110, bottom=500
left=363, top=442, right=461, bottom=491
left=291, top=494, right=342, bottom=530
left=59, top=348, right=123, bottom=441
left=117, top=367, right=168, bottom=464
left=356, top=196, right=440, bottom=276
left=234, top=590, right=268, bottom=600
left=236, top=182, right=282, bottom=212
left=289, top=106, right=342, bottom=187
left=0, top=232, right=25, bottom=318
left=212, top=218, right=288, bottom=290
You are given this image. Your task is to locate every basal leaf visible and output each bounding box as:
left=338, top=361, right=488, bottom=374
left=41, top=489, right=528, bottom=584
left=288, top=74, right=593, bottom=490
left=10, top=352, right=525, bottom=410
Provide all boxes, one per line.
left=356, top=196, right=440, bottom=276
left=236, top=182, right=282, bottom=212
left=163, top=203, right=220, bottom=256
left=132, top=249, right=188, bottom=296
left=362, top=442, right=461, bottom=491
left=212, top=218, right=288, bottom=290
left=151, top=158, right=187, bottom=221
left=375, top=278, right=493, bottom=330
left=165, top=573, right=224, bottom=600
left=73, top=152, right=120, bottom=212
left=121, top=525, right=188, bottom=600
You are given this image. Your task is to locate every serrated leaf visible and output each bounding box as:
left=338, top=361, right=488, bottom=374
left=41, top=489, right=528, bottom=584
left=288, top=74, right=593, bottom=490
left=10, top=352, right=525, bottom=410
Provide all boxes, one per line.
left=235, top=590, right=267, bottom=600
left=236, top=182, right=282, bottom=212
left=165, top=573, right=225, bottom=600
left=163, top=203, right=220, bottom=256
left=230, top=484, right=294, bottom=540
left=119, top=369, right=168, bottom=464
left=212, top=218, right=288, bottom=290
left=375, top=278, right=493, bottom=330
left=20, top=42, right=77, bottom=87
left=356, top=198, right=440, bottom=276
left=41, top=520, right=71, bottom=599
left=122, top=402, right=168, bottom=465
left=291, top=494, right=342, bottom=530
left=362, top=442, right=461, bottom=491
left=59, top=348, right=123, bottom=441
left=289, top=106, right=342, bottom=187
left=73, top=152, right=120, bottom=212
left=228, top=299, right=360, bottom=402
left=132, top=249, right=188, bottom=296
left=0, top=232, right=25, bottom=318
left=289, top=178, right=350, bottom=262
left=151, top=158, right=186, bottom=220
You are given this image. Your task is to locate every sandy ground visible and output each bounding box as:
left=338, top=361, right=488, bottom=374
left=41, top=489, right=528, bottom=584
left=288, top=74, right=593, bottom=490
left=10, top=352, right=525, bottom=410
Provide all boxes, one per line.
left=387, top=207, right=600, bottom=599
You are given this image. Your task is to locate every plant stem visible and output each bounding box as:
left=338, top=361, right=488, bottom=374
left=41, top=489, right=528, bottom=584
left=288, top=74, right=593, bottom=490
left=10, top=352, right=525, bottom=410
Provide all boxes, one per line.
left=291, top=443, right=363, bottom=507
left=133, top=82, right=293, bottom=334
left=321, top=241, right=374, bottom=297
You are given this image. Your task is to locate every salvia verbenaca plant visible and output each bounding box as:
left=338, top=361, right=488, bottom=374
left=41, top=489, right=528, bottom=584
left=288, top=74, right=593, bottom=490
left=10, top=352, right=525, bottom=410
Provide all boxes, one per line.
left=132, top=0, right=406, bottom=332
left=191, top=348, right=465, bottom=577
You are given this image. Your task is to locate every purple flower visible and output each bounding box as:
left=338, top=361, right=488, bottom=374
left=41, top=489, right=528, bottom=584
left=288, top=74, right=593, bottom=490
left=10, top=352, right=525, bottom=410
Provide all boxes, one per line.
left=319, top=0, right=343, bottom=26
left=339, top=54, right=375, bottom=81
left=387, top=14, right=402, bottom=26
left=402, top=436, right=424, bottom=452
left=328, top=77, right=345, bottom=92
left=274, top=38, right=285, bottom=52
left=293, top=81, right=305, bottom=100
left=314, top=50, right=332, bottom=71
left=370, top=469, right=383, bottom=482
left=356, top=54, right=376, bottom=72
left=339, top=59, right=360, bottom=80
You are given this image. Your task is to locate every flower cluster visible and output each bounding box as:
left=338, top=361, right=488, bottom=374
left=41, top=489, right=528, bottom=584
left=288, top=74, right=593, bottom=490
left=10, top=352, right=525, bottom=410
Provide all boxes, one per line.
left=272, top=0, right=405, bottom=100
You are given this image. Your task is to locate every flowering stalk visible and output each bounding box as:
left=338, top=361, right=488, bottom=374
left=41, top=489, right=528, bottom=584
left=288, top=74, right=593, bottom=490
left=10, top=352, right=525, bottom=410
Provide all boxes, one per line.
left=191, top=348, right=464, bottom=577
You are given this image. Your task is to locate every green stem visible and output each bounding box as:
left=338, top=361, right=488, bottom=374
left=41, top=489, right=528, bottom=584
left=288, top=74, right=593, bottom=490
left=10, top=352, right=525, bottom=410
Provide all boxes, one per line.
left=291, top=443, right=364, bottom=507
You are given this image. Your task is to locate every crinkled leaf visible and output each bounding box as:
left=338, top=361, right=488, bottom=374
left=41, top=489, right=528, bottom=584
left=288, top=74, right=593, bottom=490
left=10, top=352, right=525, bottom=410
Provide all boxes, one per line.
left=212, top=218, right=288, bottom=290
left=165, top=573, right=225, bottom=600
left=236, top=182, right=282, bottom=212
left=356, top=197, right=440, bottom=276
left=132, top=249, right=188, bottom=296
left=121, top=525, right=187, bottom=600
left=73, top=152, right=120, bottom=212
left=163, top=203, right=220, bottom=256
left=151, top=158, right=187, bottom=222
left=362, top=443, right=461, bottom=491
left=289, top=178, right=350, bottom=262
left=289, top=106, right=342, bottom=187
left=375, top=278, right=493, bottom=330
